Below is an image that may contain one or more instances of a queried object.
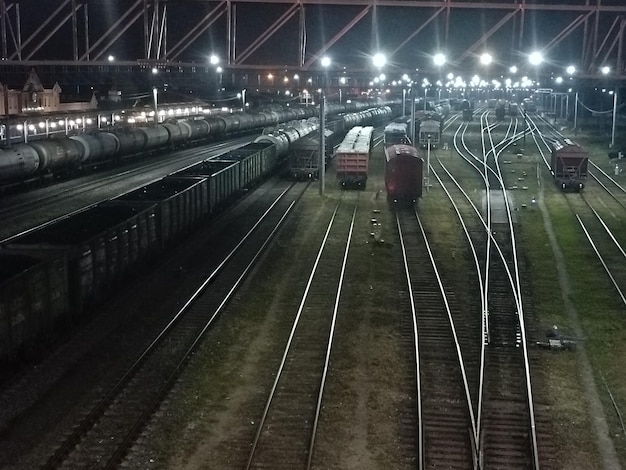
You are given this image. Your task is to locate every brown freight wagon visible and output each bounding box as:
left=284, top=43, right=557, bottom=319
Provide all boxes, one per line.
left=550, top=138, right=588, bottom=191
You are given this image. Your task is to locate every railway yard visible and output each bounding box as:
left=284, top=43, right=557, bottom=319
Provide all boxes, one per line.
left=1, top=105, right=626, bottom=470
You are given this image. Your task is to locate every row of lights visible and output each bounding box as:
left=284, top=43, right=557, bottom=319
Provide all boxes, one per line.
left=111, top=50, right=616, bottom=81
left=210, top=49, right=612, bottom=78
left=14, top=116, right=123, bottom=133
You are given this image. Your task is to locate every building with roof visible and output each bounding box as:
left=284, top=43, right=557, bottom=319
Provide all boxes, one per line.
left=0, top=69, right=97, bottom=116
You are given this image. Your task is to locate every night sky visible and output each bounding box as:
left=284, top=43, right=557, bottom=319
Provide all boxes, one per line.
left=14, top=0, right=619, bottom=75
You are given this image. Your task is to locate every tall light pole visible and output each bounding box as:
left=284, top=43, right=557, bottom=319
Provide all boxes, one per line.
left=319, top=56, right=331, bottom=196
left=238, top=89, right=247, bottom=112
left=402, top=88, right=406, bottom=116
left=410, top=86, right=416, bottom=144
left=372, top=53, right=386, bottom=107
left=574, top=92, right=579, bottom=134
left=611, top=88, right=618, bottom=149
left=433, top=54, right=446, bottom=106
left=210, top=54, right=221, bottom=90
left=152, top=87, right=158, bottom=124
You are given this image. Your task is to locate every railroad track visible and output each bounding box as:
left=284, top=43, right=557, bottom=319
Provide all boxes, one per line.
left=448, top=111, right=541, bottom=468
left=567, top=193, right=626, bottom=307
left=478, top=222, right=536, bottom=469
left=395, top=206, right=476, bottom=469
left=33, top=182, right=308, bottom=470
left=245, top=192, right=359, bottom=470
left=588, top=160, right=626, bottom=210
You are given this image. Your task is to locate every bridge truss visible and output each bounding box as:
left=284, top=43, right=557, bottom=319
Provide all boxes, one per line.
left=0, top=0, right=625, bottom=83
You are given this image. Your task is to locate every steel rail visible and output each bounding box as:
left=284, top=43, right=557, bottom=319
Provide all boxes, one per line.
left=431, top=162, right=487, bottom=444
left=455, top=110, right=541, bottom=468
left=576, top=214, right=626, bottom=307
left=105, top=187, right=302, bottom=469
left=412, top=205, right=479, bottom=466
left=394, top=209, right=424, bottom=470
left=41, top=182, right=301, bottom=469
left=486, top=107, right=541, bottom=470
left=245, top=197, right=344, bottom=470
left=306, top=198, right=358, bottom=469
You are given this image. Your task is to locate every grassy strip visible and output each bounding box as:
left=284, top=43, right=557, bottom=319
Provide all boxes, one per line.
left=537, top=185, right=626, bottom=466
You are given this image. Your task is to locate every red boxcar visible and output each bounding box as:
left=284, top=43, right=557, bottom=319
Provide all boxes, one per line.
left=385, top=144, right=423, bottom=201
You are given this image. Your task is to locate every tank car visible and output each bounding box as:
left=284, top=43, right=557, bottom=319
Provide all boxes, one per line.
left=29, top=139, right=84, bottom=173
left=187, top=118, right=212, bottom=139
left=0, top=144, right=41, bottom=181
left=550, top=138, right=588, bottom=191
left=255, top=118, right=319, bottom=158
left=138, top=126, right=170, bottom=150
left=385, top=144, right=423, bottom=201
left=113, top=128, right=149, bottom=157
left=70, top=134, right=106, bottom=164
left=161, top=122, right=187, bottom=145
left=0, top=102, right=397, bottom=189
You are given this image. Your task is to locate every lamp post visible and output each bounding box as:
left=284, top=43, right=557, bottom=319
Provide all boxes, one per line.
left=611, top=88, right=618, bottom=149
left=152, top=87, right=158, bottom=124
left=410, top=86, right=416, bottom=144
left=426, top=135, right=431, bottom=192
left=574, top=92, right=579, bottom=134
left=433, top=53, right=446, bottom=105
left=319, top=56, right=331, bottom=196
left=402, top=88, right=406, bottom=116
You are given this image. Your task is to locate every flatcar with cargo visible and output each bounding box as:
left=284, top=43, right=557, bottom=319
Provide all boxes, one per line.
left=335, top=126, right=374, bottom=189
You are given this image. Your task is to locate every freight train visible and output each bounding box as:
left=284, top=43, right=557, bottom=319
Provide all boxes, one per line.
left=336, top=126, right=374, bottom=189
left=288, top=120, right=344, bottom=180
left=550, top=137, right=588, bottom=191
left=383, top=122, right=410, bottom=147
left=0, top=101, right=389, bottom=189
left=0, top=105, right=396, bottom=364
left=418, top=118, right=440, bottom=149
left=288, top=106, right=394, bottom=180
left=385, top=144, right=423, bottom=202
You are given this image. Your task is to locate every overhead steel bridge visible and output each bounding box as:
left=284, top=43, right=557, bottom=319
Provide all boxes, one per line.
left=0, top=0, right=625, bottom=89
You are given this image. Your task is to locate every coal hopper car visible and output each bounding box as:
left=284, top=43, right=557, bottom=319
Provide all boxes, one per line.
left=550, top=138, right=588, bottom=191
